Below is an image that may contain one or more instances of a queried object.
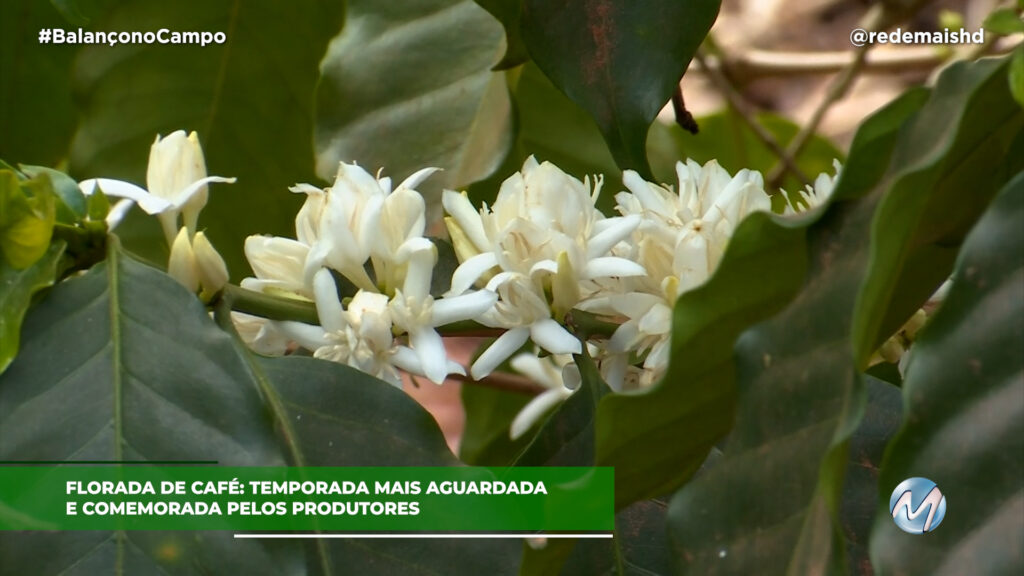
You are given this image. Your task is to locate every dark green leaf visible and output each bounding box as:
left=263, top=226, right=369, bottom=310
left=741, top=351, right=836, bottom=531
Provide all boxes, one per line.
left=475, top=0, right=530, bottom=69
left=545, top=499, right=672, bottom=576
left=0, top=0, right=77, bottom=167
left=1010, top=44, right=1024, bottom=108
left=0, top=247, right=294, bottom=574
left=596, top=84, right=928, bottom=516
left=69, top=0, right=346, bottom=278
left=853, top=57, right=1024, bottom=366
left=520, top=0, right=721, bottom=176
left=459, top=383, right=533, bottom=466
left=0, top=244, right=521, bottom=573
left=668, top=58, right=1019, bottom=575
left=315, top=0, right=512, bottom=211
left=840, top=376, right=902, bottom=575
left=514, top=349, right=610, bottom=574
left=869, top=171, right=1024, bottom=575
left=0, top=241, right=64, bottom=375
left=19, top=164, right=87, bottom=223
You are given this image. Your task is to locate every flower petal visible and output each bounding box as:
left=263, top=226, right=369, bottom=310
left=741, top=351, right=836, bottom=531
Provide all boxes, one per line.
left=313, top=268, right=345, bottom=333
left=530, top=318, right=581, bottom=355
left=79, top=178, right=172, bottom=214
left=583, top=257, right=646, bottom=279
left=411, top=328, right=448, bottom=385
left=510, top=388, right=570, bottom=440
left=471, top=327, right=530, bottom=379
left=396, top=167, right=441, bottom=192
left=274, top=321, right=330, bottom=351
left=586, top=214, right=641, bottom=259
left=431, top=290, right=497, bottom=326
left=447, top=252, right=498, bottom=296
left=170, top=176, right=236, bottom=209
left=442, top=190, right=489, bottom=252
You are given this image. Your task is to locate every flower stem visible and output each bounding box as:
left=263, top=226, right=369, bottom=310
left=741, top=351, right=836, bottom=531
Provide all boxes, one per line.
left=220, top=284, right=320, bottom=324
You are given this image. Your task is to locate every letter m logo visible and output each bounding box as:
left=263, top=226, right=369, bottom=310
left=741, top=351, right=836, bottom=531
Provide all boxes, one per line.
left=892, top=486, right=944, bottom=533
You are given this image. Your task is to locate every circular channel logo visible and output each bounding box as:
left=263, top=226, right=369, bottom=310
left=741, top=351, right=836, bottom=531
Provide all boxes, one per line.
left=889, top=477, right=946, bottom=534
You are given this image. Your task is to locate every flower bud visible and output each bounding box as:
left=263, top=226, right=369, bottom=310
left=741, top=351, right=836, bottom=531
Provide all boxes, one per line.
left=147, top=130, right=209, bottom=241
left=193, top=231, right=229, bottom=294
left=168, top=228, right=199, bottom=292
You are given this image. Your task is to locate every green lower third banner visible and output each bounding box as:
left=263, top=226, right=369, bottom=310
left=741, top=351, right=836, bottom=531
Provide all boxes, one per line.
left=0, top=466, right=613, bottom=532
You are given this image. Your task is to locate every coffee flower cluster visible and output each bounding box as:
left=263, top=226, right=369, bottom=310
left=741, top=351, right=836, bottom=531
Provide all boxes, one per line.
left=237, top=156, right=839, bottom=437
left=82, top=131, right=841, bottom=439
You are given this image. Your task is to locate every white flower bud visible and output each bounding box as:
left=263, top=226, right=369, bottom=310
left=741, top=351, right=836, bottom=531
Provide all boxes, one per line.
left=192, top=232, right=229, bottom=294
left=168, top=228, right=199, bottom=293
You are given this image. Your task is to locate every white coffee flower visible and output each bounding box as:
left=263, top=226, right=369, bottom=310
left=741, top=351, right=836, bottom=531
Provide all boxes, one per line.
left=508, top=351, right=581, bottom=440
left=784, top=159, right=842, bottom=213
left=444, top=157, right=642, bottom=377
left=241, top=235, right=313, bottom=300
left=596, top=160, right=775, bottom=386
left=78, top=131, right=235, bottom=244
left=295, top=162, right=438, bottom=292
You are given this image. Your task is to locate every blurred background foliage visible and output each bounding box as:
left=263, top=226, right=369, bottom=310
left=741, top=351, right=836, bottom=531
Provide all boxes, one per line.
left=1, top=0, right=849, bottom=278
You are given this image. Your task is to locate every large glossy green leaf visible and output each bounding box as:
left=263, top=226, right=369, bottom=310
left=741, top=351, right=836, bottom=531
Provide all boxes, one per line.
left=853, top=58, right=1024, bottom=364
left=667, top=58, right=1021, bottom=575
left=869, top=172, right=1024, bottom=576
left=0, top=246, right=520, bottom=573
left=460, top=384, right=533, bottom=466
left=840, top=377, right=902, bottom=575
left=519, top=0, right=720, bottom=176
left=0, top=246, right=293, bottom=574
left=0, top=241, right=65, bottom=375
left=474, top=0, right=529, bottom=69
left=69, top=0, right=345, bottom=277
left=594, top=86, right=929, bottom=514
left=0, top=0, right=78, bottom=166
left=315, top=0, right=512, bottom=210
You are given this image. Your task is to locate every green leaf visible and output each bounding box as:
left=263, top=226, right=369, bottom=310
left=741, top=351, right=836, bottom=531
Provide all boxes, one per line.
left=839, top=376, right=902, bottom=574
left=983, top=7, right=1024, bottom=35
left=0, top=247, right=295, bottom=574
left=0, top=241, right=64, bottom=375
left=0, top=245, right=520, bottom=573
left=0, top=170, right=57, bottom=269
left=459, top=384, right=533, bottom=466
left=521, top=499, right=673, bottom=576
left=315, top=0, right=512, bottom=210
left=69, top=0, right=346, bottom=277
left=519, top=0, right=721, bottom=176
left=0, top=0, right=77, bottom=167
left=870, top=171, right=1024, bottom=575
left=19, top=164, right=87, bottom=223
left=514, top=349, right=623, bottom=575
left=667, top=58, right=1019, bottom=575
left=853, top=57, right=1024, bottom=367
left=595, top=88, right=930, bottom=513
left=1010, top=44, right=1024, bottom=108
left=475, top=0, right=530, bottom=69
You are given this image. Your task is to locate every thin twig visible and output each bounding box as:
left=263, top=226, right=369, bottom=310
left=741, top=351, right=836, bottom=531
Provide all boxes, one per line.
left=448, top=371, right=545, bottom=396
left=765, top=46, right=870, bottom=188
left=693, top=50, right=812, bottom=187
left=697, top=38, right=1020, bottom=79
left=672, top=85, right=700, bottom=134
left=764, top=0, right=938, bottom=188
